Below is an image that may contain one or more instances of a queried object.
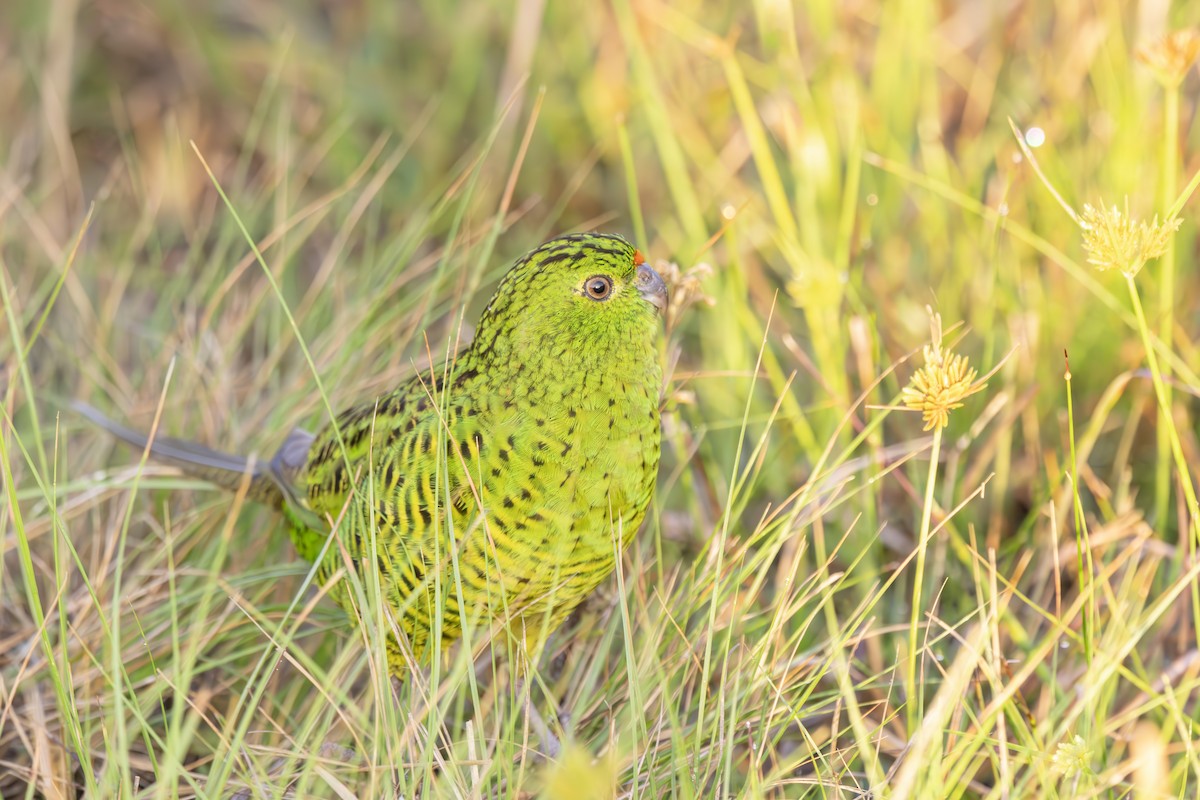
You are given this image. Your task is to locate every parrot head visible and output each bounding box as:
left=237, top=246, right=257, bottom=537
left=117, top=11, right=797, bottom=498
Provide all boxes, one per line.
left=470, top=233, right=667, bottom=372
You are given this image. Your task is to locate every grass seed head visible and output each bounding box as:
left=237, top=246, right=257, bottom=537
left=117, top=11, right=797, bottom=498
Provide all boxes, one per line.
left=1051, top=734, right=1092, bottom=778
left=1079, top=200, right=1181, bottom=278
left=538, top=744, right=618, bottom=800
left=901, top=308, right=986, bottom=431
left=657, top=259, right=716, bottom=331
left=1136, top=29, right=1200, bottom=87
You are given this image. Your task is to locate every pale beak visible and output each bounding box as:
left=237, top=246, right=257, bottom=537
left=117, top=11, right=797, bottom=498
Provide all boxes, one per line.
left=636, top=263, right=668, bottom=313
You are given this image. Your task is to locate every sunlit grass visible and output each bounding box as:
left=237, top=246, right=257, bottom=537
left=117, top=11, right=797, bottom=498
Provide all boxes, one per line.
left=3, top=0, right=1200, bottom=797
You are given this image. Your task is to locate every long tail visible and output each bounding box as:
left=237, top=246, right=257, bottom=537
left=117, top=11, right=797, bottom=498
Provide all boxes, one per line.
left=74, top=402, right=313, bottom=510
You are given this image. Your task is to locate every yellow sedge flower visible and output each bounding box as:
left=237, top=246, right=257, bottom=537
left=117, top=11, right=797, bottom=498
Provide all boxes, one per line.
left=1051, top=733, right=1092, bottom=778
left=901, top=309, right=986, bottom=431
left=1079, top=201, right=1180, bottom=278
left=539, top=744, right=618, bottom=800
left=1136, top=29, right=1200, bottom=87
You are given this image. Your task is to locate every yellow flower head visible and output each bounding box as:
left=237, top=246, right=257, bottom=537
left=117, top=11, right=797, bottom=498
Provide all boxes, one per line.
left=1136, top=29, right=1200, bottom=87
left=901, top=309, right=986, bottom=431
left=539, top=744, right=618, bottom=800
left=1079, top=201, right=1180, bottom=278
left=1051, top=733, right=1092, bottom=778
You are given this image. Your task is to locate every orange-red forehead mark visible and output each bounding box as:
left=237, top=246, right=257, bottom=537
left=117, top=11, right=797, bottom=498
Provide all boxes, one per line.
left=633, top=249, right=646, bottom=266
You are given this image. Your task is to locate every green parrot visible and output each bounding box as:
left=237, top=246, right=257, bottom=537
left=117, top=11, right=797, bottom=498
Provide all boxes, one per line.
left=81, top=233, right=668, bottom=678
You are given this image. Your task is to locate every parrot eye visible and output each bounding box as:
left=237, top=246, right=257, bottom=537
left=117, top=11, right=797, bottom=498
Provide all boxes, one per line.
left=584, top=275, right=613, bottom=301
